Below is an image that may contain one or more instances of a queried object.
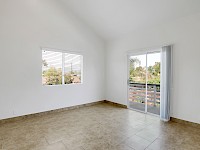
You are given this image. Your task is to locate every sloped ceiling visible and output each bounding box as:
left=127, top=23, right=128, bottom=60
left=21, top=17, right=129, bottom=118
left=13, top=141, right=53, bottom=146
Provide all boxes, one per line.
left=61, top=0, right=200, bottom=40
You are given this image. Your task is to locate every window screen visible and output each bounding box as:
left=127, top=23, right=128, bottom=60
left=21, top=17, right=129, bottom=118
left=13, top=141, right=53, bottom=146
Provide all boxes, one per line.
left=42, top=50, right=82, bottom=85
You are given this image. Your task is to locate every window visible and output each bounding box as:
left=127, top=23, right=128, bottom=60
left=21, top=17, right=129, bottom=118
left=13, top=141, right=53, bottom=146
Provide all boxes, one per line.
left=42, top=49, right=83, bottom=85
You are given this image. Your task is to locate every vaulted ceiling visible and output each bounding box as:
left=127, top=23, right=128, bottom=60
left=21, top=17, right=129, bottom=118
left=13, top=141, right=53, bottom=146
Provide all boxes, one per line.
left=61, top=0, right=200, bottom=40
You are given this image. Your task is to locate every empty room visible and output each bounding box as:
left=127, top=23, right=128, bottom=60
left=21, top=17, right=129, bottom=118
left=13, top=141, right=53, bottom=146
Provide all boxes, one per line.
left=0, top=0, right=200, bottom=150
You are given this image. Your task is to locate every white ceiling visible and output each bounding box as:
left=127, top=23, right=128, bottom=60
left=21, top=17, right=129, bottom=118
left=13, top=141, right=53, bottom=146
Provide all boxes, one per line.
left=61, top=0, right=200, bottom=40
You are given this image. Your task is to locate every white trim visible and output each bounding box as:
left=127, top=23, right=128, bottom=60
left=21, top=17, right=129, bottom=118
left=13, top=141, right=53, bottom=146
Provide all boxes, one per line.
left=127, top=48, right=161, bottom=57
left=80, top=55, right=83, bottom=84
left=41, top=47, right=83, bottom=56
left=127, top=47, right=162, bottom=115
left=127, top=55, right=130, bottom=108
left=128, top=107, right=146, bottom=114
left=62, top=53, right=65, bottom=85
left=147, top=112, right=160, bottom=117
left=42, top=83, right=83, bottom=87
left=128, top=108, right=160, bottom=118
left=42, top=47, right=83, bottom=86
left=126, top=43, right=173, bottom=56
left=145, top=54, right=148, bottom=113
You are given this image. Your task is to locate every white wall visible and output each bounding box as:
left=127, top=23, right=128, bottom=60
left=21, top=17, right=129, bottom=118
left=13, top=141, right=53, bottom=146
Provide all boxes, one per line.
left=1, top=0, right=200, bottom=125
left=106, top=13, right=200, bottom=124
left=0, top=0, right=105, bottom=119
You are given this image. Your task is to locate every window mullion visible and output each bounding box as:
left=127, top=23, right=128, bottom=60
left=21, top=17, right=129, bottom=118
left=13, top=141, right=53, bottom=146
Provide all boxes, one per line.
left=62, top=53, right=65, bottom=85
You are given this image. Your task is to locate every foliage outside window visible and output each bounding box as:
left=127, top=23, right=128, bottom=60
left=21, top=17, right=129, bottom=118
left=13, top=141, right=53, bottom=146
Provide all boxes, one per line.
left=42, top=50, right=82, bottom=85
left=129, top=57, right=160, bottom=84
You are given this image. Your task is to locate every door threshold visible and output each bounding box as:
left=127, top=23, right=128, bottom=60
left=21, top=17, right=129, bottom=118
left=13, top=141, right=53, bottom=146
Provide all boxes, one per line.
left=128, top=107, right=160, bottom=118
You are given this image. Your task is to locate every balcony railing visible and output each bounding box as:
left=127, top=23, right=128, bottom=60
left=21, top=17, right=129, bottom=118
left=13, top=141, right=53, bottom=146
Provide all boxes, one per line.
left=129, top=82, right=160, bottom=107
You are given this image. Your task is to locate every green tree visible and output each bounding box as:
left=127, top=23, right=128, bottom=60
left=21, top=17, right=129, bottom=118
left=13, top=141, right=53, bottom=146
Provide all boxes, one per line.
left=129, top=61, right=160, bottom=84
left=153, top=62, right=160, bottom=76
left=64, top=73, right=73, bottom=84
left=43, top=67, right=62, bottom=85
left=147, top=62, right=160, bottom=84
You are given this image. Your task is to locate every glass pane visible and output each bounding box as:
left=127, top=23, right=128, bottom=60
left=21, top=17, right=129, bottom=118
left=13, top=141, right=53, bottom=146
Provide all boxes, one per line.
left=129, top=54, right=146, bottom=112
left=64, top=53, right=82, bottom=84
left=147, top=52, right=160, bottom=115
left=42, top=50, right=62, bottom=85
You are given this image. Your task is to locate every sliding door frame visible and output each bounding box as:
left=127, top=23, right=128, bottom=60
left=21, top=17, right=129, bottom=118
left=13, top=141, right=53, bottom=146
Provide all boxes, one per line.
left=127, top=48, right=161, bottom=116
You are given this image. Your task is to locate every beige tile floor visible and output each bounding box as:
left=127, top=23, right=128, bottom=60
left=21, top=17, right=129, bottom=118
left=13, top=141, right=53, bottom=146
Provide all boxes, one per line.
left=0, top=103, right=200, bottom=150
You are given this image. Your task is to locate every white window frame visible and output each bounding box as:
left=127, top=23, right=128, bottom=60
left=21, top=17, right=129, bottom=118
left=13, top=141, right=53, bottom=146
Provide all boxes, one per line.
left=42, top=47, right=83, bottom=86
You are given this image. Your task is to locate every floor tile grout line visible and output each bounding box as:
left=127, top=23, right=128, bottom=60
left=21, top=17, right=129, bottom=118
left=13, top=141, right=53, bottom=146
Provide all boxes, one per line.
left=1, top=103, right=200, bottom=150
left=135, top=131, right=161, bottom=143
left=44, top=136, right=50, bottom=145
left=61, top=140, right=68, bottom=150
left=145, top=137, right=160, bottom=150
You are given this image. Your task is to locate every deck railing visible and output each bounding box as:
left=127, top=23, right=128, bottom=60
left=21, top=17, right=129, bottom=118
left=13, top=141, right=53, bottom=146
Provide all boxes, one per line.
left=129, top=83, right=160, bottom=106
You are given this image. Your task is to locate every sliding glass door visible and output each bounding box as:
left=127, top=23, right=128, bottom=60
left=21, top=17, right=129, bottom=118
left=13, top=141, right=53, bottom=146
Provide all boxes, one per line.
left=128, top=51, right=161, bottom=115
left=128, top=54, right=146, bottom=112
left=146, top=53, right=160, bottom=115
